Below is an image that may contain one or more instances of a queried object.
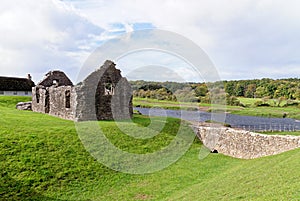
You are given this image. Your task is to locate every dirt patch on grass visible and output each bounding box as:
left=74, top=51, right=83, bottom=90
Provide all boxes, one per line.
left=135, top=193, right=152, bottom=200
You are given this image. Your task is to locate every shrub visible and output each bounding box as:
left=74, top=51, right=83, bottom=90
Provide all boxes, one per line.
left=254, top=100, right=270, bottom=107
left=226, top=95, right=244, bottom=107
left=283, top=100, right=299, bottom=107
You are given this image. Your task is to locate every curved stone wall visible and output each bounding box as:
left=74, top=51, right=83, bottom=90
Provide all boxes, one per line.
left=193, top=124, right=300, bottom=159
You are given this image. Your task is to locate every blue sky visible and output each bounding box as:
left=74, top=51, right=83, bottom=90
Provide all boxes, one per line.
left=0, top=0, right=300, bottom=83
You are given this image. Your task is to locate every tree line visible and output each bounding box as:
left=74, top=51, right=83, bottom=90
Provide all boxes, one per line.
left=130, top=78, right=300, bottom=106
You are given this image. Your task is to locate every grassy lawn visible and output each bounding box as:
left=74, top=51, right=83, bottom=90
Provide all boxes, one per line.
left=235, top=97, right=300, bottom=119
left=133, top=97, right=240, bottom=112
left=231, top=105, right=300, bottom=119
left=1, top=96, right=300, bottom=200
left=237, top=97, right=260, bottom=106
left=260, top=131, right=300, bottom=136
left=133, top=97, right=203, bottom=110
left=238, top=97, right=300, bottom=107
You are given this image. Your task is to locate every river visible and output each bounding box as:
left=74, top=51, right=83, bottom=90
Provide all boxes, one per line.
left=135, top=107, right=300, bottom=132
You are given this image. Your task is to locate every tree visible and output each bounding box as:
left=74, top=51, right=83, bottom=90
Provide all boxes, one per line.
left=225, top=82, right=235, bottom=96
left=294, top=88, right=300, bottom=100
left=174, top=87, right=199, bottom=102
left=245, top=84, right=256, bottom=98
left=226, top=95, right=243, bottom=106
left=195, top=84, right=208, bottom=97
left=234, top=83, right=245, bottom=97
left=254, top=86, right=266, bottom=98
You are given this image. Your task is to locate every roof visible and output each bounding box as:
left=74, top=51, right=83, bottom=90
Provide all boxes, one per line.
left=0, top=76, right=35, bottom=91
left=37, top=70, right=73, bottom=87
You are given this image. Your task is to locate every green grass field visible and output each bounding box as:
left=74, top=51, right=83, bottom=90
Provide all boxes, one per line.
left=261, top=131, right=300, bottom=136
left=237, top=97, right=300, bottom=107
left=1, top=96, right=300, bottom=200
left=235, top=97, right=300, bottom=119
left=133, top=97, right=241, bottom=112
left=133, top=97, right=202, bottom=110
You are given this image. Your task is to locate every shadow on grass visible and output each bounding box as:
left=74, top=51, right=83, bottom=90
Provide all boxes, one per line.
left=0, top=173, right=66, bottom=201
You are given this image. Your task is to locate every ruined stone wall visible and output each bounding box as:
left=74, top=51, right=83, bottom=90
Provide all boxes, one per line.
left=194, top=124, right=300, bottom=159
left=32, top=60, right=132, bottom=121
left=48, top=86, right=76, bottom=120
left=75, top=60, right=133, bottom=121
left=32, top=85, right=76, bottom=120
left=32, top=86, right=48, bottom=114
left=111, top=78, right=133, bottom=120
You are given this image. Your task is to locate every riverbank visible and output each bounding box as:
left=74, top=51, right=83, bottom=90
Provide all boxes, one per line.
left=133, top=97, right=300, bottom=120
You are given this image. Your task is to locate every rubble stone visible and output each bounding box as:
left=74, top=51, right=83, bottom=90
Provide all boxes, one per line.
left=16, top=101, right=32, bottom=110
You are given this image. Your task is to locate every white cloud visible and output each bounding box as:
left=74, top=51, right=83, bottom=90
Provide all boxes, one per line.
left=63, top=0, right=300, bottom=80
left=0, top=0, right=103, bottom=83
left=1, top=0, right=300, bottom=82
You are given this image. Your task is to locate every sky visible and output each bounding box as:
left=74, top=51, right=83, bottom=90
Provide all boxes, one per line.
left=1, top=0, right=300, bottom=83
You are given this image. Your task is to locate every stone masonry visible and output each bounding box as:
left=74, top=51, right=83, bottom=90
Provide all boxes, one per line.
left=75, top=60, right=133, bottom=121
left=32, top=60, right=133, bottom=121
left=193, top=123, right=300, bottom=159
left=32, top=71, right=75, bottom=120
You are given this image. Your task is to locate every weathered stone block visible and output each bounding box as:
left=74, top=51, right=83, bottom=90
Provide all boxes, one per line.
left=16, top=101, right=32, bottom=110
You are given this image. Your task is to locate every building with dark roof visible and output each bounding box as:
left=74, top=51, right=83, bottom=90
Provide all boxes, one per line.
left=0, top=74, right=35, bottom=96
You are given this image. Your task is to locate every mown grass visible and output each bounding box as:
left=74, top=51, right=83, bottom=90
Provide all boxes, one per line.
left=1, top=96, right=300, bottom=200
left=133, top=97, right=201, bottom=110
left=238, top=97, right=300, bottom=107
left=133, top=97, right=239, bottom=111
left=260, top=131, right=300, bottom=136
left=231, top=104, right=300, bottom=119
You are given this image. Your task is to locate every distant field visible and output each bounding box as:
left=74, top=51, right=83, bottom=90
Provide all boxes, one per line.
left=237, top=97, right=260, bottom=105
left=238, top=97, right=299, bottom=107
left=1, top=96, right=300, bottom=200
left=133, top=97, right=202, bottom=110
left=261, top=131, right=300, bottom=136
left=234, top=97, right=300, bottom=119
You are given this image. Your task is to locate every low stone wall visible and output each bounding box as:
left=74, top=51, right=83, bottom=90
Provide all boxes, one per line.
left=193, top=123, right=300, bottom=159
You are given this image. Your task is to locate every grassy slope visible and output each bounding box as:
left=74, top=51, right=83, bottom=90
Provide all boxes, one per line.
left=1, top=96, right=300, bottom=200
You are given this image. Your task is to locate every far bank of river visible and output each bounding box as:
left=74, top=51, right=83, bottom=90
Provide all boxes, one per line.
left=135, top=107, right=300, bottom=132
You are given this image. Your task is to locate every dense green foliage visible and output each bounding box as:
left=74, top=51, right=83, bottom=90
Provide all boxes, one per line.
left=224, top=78, right=300, bottom=99
left=1, top=96, right=300, bottom=200
left=130, top=78, right=300, bottom=107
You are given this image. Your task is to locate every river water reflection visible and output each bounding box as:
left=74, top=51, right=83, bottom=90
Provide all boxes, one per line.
left=135, top=107, right=300, bottom=132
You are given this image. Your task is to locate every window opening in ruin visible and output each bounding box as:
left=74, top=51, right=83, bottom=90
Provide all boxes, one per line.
left=13, top=91, right=17, bottom=95
left=104, top=82, right=114, bottom=95
left=0, top=91, right=4, bottom=95
left=36, top=88, right=40, bottom=103
left=65, top=90, right=71, bottom=108
left=53, top=79, right=58, bottom=86
left=25, top=91, right=28, bottom=95
left=45, top=90, right=50, bottom=113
